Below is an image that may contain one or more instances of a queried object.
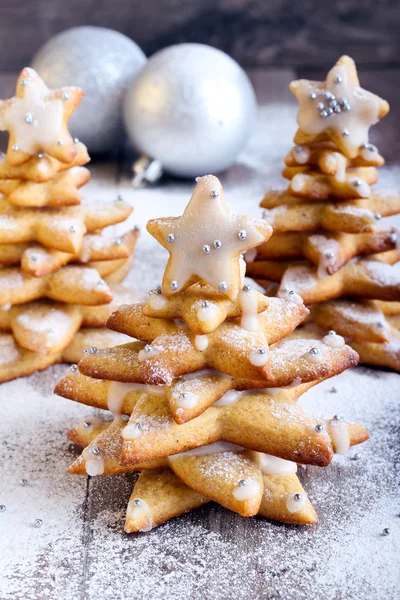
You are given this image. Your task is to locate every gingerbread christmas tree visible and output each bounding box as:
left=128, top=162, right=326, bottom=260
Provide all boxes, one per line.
left=247, top=55, right=400, bottom=372
left=0, top=68, right=138, bottom=382
left=55, top=174, right=368, bottom=532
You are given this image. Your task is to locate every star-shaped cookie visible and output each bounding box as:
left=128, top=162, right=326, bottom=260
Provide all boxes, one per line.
left=0, top=67, right=83, bottom=166
left=147, top=175, right=272, bottom=300
left=290, top=56, right=389, bottom=158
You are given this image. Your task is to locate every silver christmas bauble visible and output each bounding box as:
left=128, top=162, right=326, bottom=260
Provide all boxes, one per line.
left=124, top=43, right=257, bottom=178
left=32, top=26, right=146, bottom=153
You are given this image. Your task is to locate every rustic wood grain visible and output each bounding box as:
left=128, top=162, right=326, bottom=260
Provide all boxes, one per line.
left=0, top=0, right=399, bottom=70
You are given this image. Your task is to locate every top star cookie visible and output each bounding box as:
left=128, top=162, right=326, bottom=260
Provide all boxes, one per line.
left=147, top=175, right=272, bottom=300
left=0, top=67, right=84, bottom=166
left=290, top=55, right=389, bottom=159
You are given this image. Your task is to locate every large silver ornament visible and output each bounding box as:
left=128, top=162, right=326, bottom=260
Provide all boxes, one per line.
left=124, top=43, right=257, bottom=178
left=32, top=26, right=146, bottom=153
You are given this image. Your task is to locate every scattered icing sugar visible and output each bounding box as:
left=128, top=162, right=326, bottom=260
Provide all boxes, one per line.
left=232, top=479, right=261, bottom=501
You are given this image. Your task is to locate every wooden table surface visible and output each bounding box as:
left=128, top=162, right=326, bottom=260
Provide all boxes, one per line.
left=0, top=69, right=399, bottom=600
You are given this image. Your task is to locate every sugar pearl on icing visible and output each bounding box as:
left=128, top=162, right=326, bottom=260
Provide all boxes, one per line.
left=84, top=446, right=105, bottom=476
left=330, top=417, right=350, bottom=455
left=286, top=492, right=307, bottom=513
left=303, top=347, right=323, bottom=364
left=197, top=301, right=218, bottom=323
left=293, top=145, right=310, bottom=164
left=349, top=178, right=370, bottom=198
left=232, top=479, right=261, bottom=501
left=176, top=392, right=198, bottom=409
left=291, top=173, right=306, bottom=192
left=148, top=292, right=168, bottom=310
left=122, top=422, right=143, bottom=440
left=127, top=498, right=153, bottom=532
left=194, top=335, right=209, bottom=351
left=138, top=345, right=161, bottom=362
left=249, top=348, right=268, bottom=367
left=322, top=330, right=345, bottom=348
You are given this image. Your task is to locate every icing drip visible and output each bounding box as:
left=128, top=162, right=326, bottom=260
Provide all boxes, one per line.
left=138, top=346, right=162, bottom=362
left=121, top=416, right=145, bottom=440
left=279, top=288, right=303, bottom=305
left=83, top=448, right=105, bottom=477
left=303, top=347, right=323, bottom=364
left=292, top=146, right=310, bottom=164
left=148, top=293, right=168, bottom=310
left=249, top=349, right=269, bottom=367
left=197, top=302, right=218, bottom=323
left=126, top=498, right=153, bottom=532
left=214, top=390, right=246, bottom=406
left=239, top=287, right=259, bottom=332
left=361, top=143, right=378, bottom=162
left=331, top=417, right=350, bottom=455
left=169, top=441, right=244, bottom=460
left=286, top=492, right=307, bottom=513
left=349, top=179, right=370, bottom=198
left=245, top=248, right=257, bottom=263
left=291, top=173, right=306, bottom=193
left=257, top=453, right=297, bottom=475
left=194, top=335, right=209, bottom=351
left=232, top=479, right=261, bottom=501
left=107, top=381, right=164, bottom=421
left=334, top=153, right=347, bottom=182
left=176, top=392, right=198, bottom=409
left=322, top=331, right=345, bottom=348
left=0, top=304, right=11, bottom=311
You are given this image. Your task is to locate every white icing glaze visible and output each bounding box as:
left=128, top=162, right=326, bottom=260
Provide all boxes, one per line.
left=121, top=421, right=144, bottom=440
left=334, top=153, right=347, bottom=182
left=349, top=179, right=370, bottom=198
left=196, top=302, right=218, bottom=323
left=83, top=447, right=105, bottom=477
left=213, top=390, right=246, bottom=406
left=303, top=348, right=323, bottom=364
left=107, top=382, right=164, bottom=421
left=239, top=287, right=259, bottom=332
left=294, top=63, right=381, bottom=156
left=232, top=479, right=261, bottom=501
left=292, top=146, right=310, bottom=164
left=317, top=257, right=331, bottom=280
left=245, top=248, right=257, bottom=263
left=126, top=498, right=153, bottom=532
left=194, top=334, right=209, bottom=351
left=0, top=304, right=11, bottom=311
left=148, top=293, right=168, bottom=310
left=176, top=392, right=198, bottom=409
left=3, top=75, right=64, bottom=155
left=76, top=417, right=103, bottom=438
left=179, top=368, right=220, bottom=381
left=138, top=346, right=162, bottom=362
left=151, top=175, right=266, bottom=298
left=322, top=331, right=345, bottom=348
left=279, top=288, right=303, bottom=305
left=361, top=144, right=378, bottom=162
left=331, top=418, right=351, bottom=455
left=168, top=441, right=244, bottom=461
left=291, top=173, right=306, bottom=192
left=249, top=349, right=268, bottom=367
left=286, top=492, right=307, bottom=513
left=257, top=453, right=297, bottom=475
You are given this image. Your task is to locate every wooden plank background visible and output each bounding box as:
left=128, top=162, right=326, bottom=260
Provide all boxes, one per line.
left=0, top=0, right=399, bottom=70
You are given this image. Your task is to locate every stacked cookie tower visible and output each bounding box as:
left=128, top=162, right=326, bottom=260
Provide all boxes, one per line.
left=55, top=175, right=369, bottom=533
left=247, top=56, right=400, bottom=372
left=0, top=68, right=138, bottom=382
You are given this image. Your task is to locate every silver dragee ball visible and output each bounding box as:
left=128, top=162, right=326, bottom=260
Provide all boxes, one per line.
left=32, top=26, right=146, bottom=153
left=124, top=43, right=257, bottom=178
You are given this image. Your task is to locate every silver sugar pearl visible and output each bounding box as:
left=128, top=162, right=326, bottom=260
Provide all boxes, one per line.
left=315, top=424, right=324, bottom=433
left=389, top=233, right=397, bottom=243
left=329, top=99, right=338, bottom=108
left=180, top=393, right=187, bottom=399
left=74, top=138, right=80, bottom=144
left=83, top=420, right=91, bottom=428
left=326, top=107, right=334, bottom=115
left=92, top=447, right=100, bottom=455
left=294, top=493, right=302, bottom=502
left=12, top=144, right=19, bottom=152
left=62, top=92, right=69, bottom=100
left=114, top=238, right=122, bottom=246
left=202, top=300, right=210, bottom=308
left=351, top=453, right=360, bottom=461
left=309, top=93, right=317, bottom=100
left=25, top=112, right=33, bottom=124
left=324, top=91, right=335, bottom=100
left=35, top=518, right=43, bottom=528
left=335, top=76, right=343, bottom=84
left=310, top=347, right=319, bottom=355
left=295, top=145, right=303, bottom=153
left=117, top=194, right=124, bottom=201
left=20, top=79, right=28, bottom=86
left=144, top=345, right=152, bottom=353
left=320, top=110, right=328, bottom=118
left=203, top=244, right=211, bottom=254
left=213, top=240, right=222, bottom=249
left=70, top=364, right=78, bottom=372
left=317, top=102, right=325, bottom=111
left=20, top=478, right=29, bottom=486
left=238, top=229, right=247, bottom=241
left=133, top=498, right=141, bottom=507
left=333, top=415, right=340, bottom=421
left=30, top=255, right=38, bottom=262
left=210, top=190, right=219, bottom=198
left=238, top=479, right=247, bottom=487
left=334, top=105, right=342, bottom=113
left=383, top=528, right=391, bottom=536
left=219, top=282, right=228, bottom=292
left=352, top=179, right=362, bottom=188
left=89, top=347, right=98, bottom=354
left=342, top=129, right=350, bottom=137
left=83, top=348, right=89, bottom=354
left=328, top=330, right=336, bottom=336
left=243, top=284, right=251, bottom=292
left=136, top=422, right=142, bottom=430
left=375, top=213, right=382, bottom=221
left=257, top=348, right=266, bottom=355
left=170, top=280, right=178, bottom=290
left=69, top=225, right=76, bottom=233
left=325, top=251, right=334, bottom=259
left=167, top=233, right=175, bottom=243
left=0, top=505, right=6, bottom=512
left=377, top=322, right=385, bottom=329
left=57, top=139, right=63, bottom=146
left=38, top=153, right=45, bottom=159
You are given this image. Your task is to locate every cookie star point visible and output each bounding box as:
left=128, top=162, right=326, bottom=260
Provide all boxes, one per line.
left=147, top=175, right=272, bottom=300
left=0, top=67, right=84, bottom=166
left=290, top=55, right=389, bottom=158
